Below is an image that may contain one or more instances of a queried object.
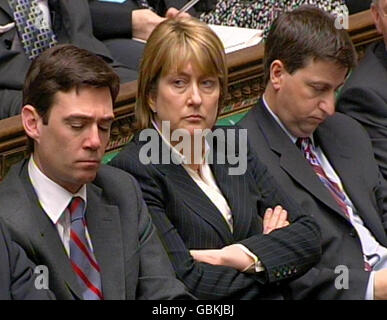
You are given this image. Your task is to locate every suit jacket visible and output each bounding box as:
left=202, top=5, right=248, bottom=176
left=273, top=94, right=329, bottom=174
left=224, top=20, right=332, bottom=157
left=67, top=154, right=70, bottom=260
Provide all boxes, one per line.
left=110, top=131, right=321, bottom=300
left=0, top=218, right=54, bottom=300
left=0, top=159, right=191, bottom=300
left=239, top=99, right=387, bottom=299
left=89, top=0, right=216, bottom=40
left=337, top=41, right=387, bottom=180
left=345, top=0, right=371, bottom=14
left=0, top=0, right=137, bottom=119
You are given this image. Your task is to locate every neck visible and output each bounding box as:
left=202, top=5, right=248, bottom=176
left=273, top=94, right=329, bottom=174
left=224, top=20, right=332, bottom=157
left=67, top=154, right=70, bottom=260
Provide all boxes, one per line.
left=263, top=86, right=277, bottom=115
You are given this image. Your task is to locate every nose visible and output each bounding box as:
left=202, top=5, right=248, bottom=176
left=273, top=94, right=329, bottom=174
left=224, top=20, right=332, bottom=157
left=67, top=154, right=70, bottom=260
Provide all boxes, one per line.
left=319, top=92, right=335, bottom=116
left=84, top=124, right=102, bottom=150
left=187, top=83, right=202, bottom=106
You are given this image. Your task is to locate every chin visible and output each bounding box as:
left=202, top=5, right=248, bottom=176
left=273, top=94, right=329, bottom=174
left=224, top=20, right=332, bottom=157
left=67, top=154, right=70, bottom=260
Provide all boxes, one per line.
left=78, top=171, right=98, bottom=184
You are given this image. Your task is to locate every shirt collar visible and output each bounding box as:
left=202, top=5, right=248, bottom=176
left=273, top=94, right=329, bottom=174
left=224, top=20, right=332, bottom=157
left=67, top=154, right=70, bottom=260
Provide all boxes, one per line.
left=262, top=95, right=316, bottom=146
left=28, top=156, right=87, bottom=224
left=151, top=119, right=210, bottom=165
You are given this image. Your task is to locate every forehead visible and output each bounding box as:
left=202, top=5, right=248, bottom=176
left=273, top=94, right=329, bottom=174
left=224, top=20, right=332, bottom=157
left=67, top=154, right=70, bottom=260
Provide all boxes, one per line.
left=292, top=58, right=348, bottom=83
left=50, top=86, right=114, bottom=118
left=160, top=44, right=219, bottom=78
left=163, top=61, right=209, bottom=77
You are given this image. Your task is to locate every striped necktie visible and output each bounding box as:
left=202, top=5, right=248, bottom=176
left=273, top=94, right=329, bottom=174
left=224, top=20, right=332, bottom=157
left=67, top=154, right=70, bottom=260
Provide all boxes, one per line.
left=297, top=137, right=350, bottom=218
left=68, top=197, right=103, bottom=300
left=7, top=0, right=58, bottom=60
left=297, top=138, right=373, bottom=271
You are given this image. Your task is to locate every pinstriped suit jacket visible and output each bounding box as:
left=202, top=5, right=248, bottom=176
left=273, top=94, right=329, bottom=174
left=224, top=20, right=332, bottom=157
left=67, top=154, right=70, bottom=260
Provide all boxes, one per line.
left=110, top=130, right=321, bottom=300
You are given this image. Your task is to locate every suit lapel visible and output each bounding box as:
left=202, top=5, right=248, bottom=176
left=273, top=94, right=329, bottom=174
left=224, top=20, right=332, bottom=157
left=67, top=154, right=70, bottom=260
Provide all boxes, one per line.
left=141, top=133, right=235, bottom=244
left=155, top=162, right=235, bottom=244
left=251, top=100, right=348, bottom=219
left=316, top=124, right=387, bottom=241
left=20, top=160, right=125, bottom=299
left=0, top=1, right=13, bottom=19
left=85, top=183, right=125, bottom=300
left=210, top=151, right=253, bottom=241
left=18, top=162, right=84, bottom=299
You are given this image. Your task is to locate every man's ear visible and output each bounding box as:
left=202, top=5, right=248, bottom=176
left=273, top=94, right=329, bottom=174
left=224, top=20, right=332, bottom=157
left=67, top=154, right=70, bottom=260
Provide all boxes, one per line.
left=21, top=105, right=42, bottom=143
left=270, top=60, right=286, bottom=91
left=371, top=3, right=383, bottom=34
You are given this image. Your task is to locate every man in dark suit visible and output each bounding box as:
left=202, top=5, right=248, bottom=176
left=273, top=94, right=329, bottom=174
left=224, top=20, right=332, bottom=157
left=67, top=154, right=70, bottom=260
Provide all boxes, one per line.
left=0, top=44, right=192, bottom=300
left=239, top=6, right=387, bottom=299
left=337, top=0, right=387, bottom=179
left=0, top=0, right=138, bottom=119
left=0, top=218, right=54, bottom=300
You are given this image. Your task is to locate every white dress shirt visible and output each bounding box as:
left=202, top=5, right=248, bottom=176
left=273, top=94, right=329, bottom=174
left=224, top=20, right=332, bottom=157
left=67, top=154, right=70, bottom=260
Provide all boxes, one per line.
left=37, top=0, right=53, bottom=29
left=152, top=120, right=264, bottom=272
left=262, top=95, right=387, bottom=299
left=27, top=156, right=92, bottom=256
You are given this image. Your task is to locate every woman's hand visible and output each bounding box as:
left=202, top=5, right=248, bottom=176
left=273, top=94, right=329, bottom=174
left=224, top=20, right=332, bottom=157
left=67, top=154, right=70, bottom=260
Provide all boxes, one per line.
left=263, top=205, right=290, bottom=234
left=190, top=244, right=255, bottom=271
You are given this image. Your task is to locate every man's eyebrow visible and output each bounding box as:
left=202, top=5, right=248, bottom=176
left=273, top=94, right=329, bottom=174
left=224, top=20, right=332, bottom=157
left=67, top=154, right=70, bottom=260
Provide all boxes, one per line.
left=64, top=114, right=114, bottom=121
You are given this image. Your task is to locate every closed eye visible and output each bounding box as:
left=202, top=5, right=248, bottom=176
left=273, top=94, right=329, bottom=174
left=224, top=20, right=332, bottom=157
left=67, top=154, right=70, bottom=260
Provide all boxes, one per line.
left=98, top=125, right=110, bottom=132
left=69, top=122, right=84, bottom=130
left=310, top=84, right=328, bottom=93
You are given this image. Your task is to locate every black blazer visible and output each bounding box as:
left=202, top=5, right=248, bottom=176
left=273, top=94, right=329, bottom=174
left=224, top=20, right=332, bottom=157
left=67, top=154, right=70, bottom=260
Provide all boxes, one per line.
left=110, top=131, right=321, bottom=299
left=239, top=99, right=387, bottom=299
left=337, top=41, right=387, bottom=180
left=0, top=218, right=54, bottom=300
left=0, top=159, right=191, bottom=300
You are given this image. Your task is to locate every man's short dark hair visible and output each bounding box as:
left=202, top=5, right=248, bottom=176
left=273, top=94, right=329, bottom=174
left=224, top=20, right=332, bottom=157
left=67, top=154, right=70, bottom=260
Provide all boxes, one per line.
left=263, top=5, right=357, bottom=85
left=23, top=44, right=120, bottom=124
left=22, top=44, right=120, bottom=151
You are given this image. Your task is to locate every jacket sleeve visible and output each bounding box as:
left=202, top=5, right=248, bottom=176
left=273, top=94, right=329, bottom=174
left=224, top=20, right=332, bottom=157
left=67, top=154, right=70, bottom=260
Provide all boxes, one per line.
left=338, top=85, right=387, bottom=180
left=237, top=141, right=322, bottom=283
left=88, top=0, right=139, bottom=39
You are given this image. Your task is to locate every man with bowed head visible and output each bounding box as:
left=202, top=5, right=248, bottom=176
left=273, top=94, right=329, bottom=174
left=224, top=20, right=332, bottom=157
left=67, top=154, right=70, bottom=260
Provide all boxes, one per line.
left=0, top=44, right=193, bottom=300
left=239, top=6, right=387, bottom=299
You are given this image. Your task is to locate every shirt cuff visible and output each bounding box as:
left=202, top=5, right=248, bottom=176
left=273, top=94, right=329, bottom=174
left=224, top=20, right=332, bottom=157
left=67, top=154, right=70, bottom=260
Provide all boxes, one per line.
left=234, top=244, right=265, bottom=273
left=365, top=271, right=375, bottom=300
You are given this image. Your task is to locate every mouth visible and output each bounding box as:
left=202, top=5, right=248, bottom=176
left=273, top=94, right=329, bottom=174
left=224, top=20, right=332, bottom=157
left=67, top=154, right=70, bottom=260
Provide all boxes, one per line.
left=185, top=115, right=204, bottom=121
left=77, top=160, right=100, bottom=166
left=310, top=116, right=325, bottom=123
